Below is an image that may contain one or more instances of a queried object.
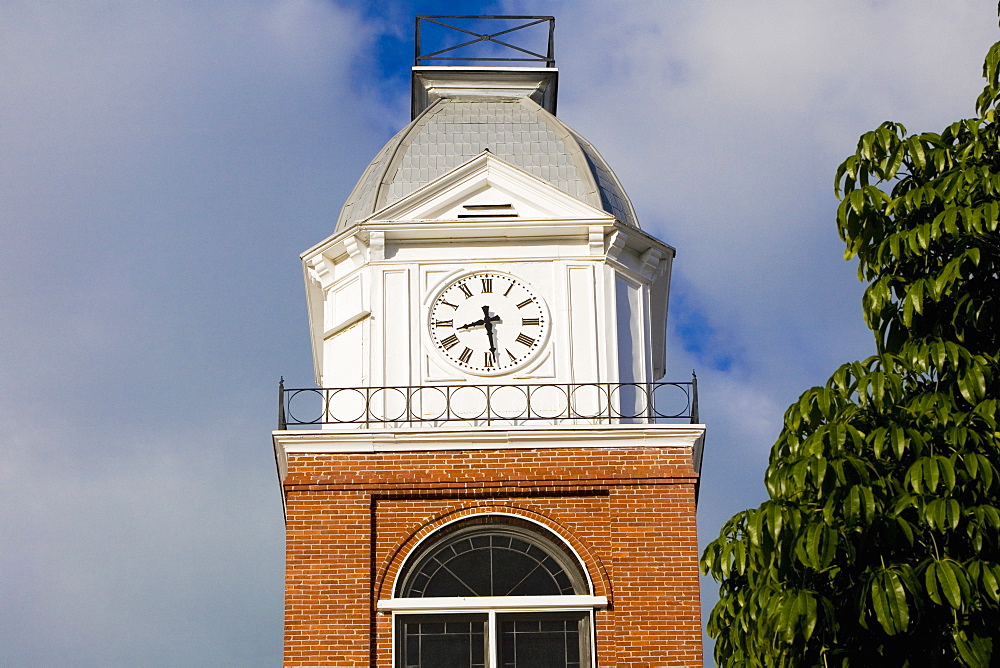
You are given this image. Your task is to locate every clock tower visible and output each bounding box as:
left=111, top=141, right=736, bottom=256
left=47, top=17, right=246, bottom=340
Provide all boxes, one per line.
left=273, top=16, right=705, bottom=667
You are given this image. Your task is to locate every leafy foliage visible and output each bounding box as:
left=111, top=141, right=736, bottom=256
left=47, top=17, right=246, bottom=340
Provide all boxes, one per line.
left=702, top=41, right=1000, bottom=667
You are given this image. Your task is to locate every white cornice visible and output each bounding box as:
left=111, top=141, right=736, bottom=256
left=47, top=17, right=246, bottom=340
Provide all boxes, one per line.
left=410, top=67, right=560, bottom=118
left=273, top=424, right=705, bottom=485
left=273, top=422, right=705, bottom=455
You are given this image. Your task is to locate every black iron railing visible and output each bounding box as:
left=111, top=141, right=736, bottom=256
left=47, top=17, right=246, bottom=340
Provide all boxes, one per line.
left=415, top=16, right=555, bottom=67
left=278, top=376, right=699, bottom=430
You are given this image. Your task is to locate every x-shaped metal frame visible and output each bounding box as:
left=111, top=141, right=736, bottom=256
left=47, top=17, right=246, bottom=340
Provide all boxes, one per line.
left=415, top=15, right=555, bottom=66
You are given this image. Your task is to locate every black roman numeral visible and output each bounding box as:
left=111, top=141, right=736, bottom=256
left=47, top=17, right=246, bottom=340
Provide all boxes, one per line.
left=484, top=351, right=495, bottom=368
left=506, top=349, right=518, bottom=363
left=503, top=282, right=515, bottom=296
left=517, top=298, right=534, bottom=309
left=440, top=334, right=459, bottom=350
left=516, top=333, right=535, bottom=347
left=440, top=300, right=458, bottom=309
left=521, top=318, right=540, bottom=326
left=434, top=319, right=453, bottom=328
left=458, top=283, right=473, bottom=298
left=458, top=347, right=473, bottom=364
left=481, top=278, right=492, bottom=293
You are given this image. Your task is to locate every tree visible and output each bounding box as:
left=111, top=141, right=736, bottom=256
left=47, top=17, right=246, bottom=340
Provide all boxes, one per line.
left=701, top=41, right=1000, bottom=667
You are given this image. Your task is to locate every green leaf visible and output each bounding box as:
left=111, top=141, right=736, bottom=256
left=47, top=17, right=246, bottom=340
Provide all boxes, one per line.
left=907, top=136, right=927, bottom=170
left=954, top=629, right=992, bottom=668
left=798, top=590, right=818, bottom=641
left=982, top=565, right=1000, bottom=603
left=926, top=561, right=944, bottom=605
left=934, top=560, right=967, bottom=610
left=958, top=364, right=987, bottom=404
left=870, top=570, right=909, bottom=635
left=939, top=456, right=957, bottom=491
left=891, top=424, right=907, bottom=459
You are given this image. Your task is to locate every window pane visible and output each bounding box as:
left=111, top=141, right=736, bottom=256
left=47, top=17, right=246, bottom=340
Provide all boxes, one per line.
left=421, top=557, right=486, bottom=597
left=399, top=525, right=588, bottom=599
left=399, top=616, right=486, bottom=668
left=493, top=550, right=561, bottom=596
left=498, top=614, right=585, bottom=668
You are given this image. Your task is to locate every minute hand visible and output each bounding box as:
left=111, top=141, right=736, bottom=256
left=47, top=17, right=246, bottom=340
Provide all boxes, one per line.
left=481, top=305, right=500, bottom=356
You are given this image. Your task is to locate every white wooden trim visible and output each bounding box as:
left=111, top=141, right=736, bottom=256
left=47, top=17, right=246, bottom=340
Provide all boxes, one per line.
left=378, top=595, right=607, bottom=613
left=274, top=423, right=706, bottom=457
left=323, top=310, right=370, bottom=339
left=387, top=512, right=596, bottom=598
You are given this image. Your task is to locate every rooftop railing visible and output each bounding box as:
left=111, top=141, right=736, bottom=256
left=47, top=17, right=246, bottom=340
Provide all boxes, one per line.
left=277, top=376, right=698, bottom=430
left=415, top=15, right=556, bottom=67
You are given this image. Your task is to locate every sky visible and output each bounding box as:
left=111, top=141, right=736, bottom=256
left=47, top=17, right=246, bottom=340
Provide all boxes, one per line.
left=2, top=1, right=998, bottom=665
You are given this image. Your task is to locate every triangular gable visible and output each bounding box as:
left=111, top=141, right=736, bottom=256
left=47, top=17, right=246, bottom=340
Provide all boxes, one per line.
left=363, top=152, right=615, bottom=223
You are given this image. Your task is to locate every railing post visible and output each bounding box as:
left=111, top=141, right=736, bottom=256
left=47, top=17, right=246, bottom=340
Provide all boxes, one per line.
left=605, top=382, right=611, bottom=424
left=407, top=385, right=414, bottom=426
left=365, top=386, right=372, bottom=429
left=690, top=370, right=699, bottom=424
left=546, top=16, right=555, bottom=66
left=645, top=382, right=653, bottom=425
left=485, top=384, right=492, bottom=427
left=414, top=16, right=421, bottom=66
left=278, top=377, right=286, bottom=430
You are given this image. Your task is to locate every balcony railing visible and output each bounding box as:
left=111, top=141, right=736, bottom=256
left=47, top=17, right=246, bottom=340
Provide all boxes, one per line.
left=277, top=376, right=698, bottom=430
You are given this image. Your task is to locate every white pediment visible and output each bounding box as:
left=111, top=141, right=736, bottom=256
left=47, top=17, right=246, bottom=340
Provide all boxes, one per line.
left=364, top=152, right=615, bottom=223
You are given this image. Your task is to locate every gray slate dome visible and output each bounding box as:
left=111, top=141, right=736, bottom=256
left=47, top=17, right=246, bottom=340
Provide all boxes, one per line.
left=336, top=95, right=639, bottom=231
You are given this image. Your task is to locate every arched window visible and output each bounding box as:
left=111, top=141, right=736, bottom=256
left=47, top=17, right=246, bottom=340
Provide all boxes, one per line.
left=379, top=518, right=606, bottom=668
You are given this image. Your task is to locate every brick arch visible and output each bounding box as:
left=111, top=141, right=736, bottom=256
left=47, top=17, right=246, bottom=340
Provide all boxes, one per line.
left=375, top=503, right=612, bottom=604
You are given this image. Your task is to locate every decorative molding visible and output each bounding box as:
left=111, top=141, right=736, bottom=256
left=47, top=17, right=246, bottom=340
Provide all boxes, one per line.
left=273, top=423, right=705, bottom=457
left=379, top=508, right=608, bottom=602
left=369, top=231, right=386, bottom=261
left=377, top=595, right=608, bottom=613
left=605, top=230, right=627, bottom=263
left=638, top=247, right=663, bottom=280
left=366, top=152, right=615, bottom=224
left=307, top=254, right=336, bottom=288
left=344, top=234, right=367, bottom=268
left=588, top=226, right=604, bottom=256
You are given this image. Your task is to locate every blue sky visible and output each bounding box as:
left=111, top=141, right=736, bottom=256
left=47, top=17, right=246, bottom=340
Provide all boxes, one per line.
left=2, top=1, right=997, bottom=665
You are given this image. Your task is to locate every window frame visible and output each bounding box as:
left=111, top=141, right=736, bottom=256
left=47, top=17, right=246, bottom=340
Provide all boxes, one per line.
left=380, top=515, right=605, bottom=668
left=394, top=610, right=593, bottom=668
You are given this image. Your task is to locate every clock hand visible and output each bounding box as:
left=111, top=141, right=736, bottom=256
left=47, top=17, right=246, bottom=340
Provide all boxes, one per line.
left=457, top=318, right=486, bottom=330
left=481, top=305, right=500, bottom=356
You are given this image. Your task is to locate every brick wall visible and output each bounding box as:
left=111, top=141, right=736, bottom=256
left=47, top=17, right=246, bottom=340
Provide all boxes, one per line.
left=282, top=445, right=702, bottom=666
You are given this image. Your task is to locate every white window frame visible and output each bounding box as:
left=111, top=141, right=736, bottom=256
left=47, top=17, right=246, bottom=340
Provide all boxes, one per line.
left=382, top=514, right=606, bottom=667
left=382, top=603, right=604, bottom=668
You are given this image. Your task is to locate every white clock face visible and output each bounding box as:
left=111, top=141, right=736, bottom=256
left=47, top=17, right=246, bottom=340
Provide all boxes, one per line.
left=429, top=272, right=548, bottom=376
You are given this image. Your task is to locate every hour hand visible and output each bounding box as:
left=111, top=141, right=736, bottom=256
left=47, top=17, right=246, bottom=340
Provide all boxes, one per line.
left=458, top=318, right=486, bottom=330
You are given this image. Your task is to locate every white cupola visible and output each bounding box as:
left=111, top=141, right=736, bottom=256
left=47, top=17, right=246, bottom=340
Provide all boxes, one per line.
left=298, top=43, right=675, bottom=409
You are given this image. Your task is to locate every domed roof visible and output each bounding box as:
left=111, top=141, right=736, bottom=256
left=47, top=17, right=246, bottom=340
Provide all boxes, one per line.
left=336, top=95, right=639, bottom=231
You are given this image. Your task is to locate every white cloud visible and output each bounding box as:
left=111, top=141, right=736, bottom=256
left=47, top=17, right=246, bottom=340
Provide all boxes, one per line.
left=0, top=2, right=383, bottom=664
left=539, top=0, right=996, bottom=381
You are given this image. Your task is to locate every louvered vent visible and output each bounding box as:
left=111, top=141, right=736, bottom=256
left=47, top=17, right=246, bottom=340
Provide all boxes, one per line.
left=457, top=203, right=518, bottom=218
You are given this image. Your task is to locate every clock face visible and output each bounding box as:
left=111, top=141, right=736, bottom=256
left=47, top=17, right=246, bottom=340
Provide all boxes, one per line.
left=429, top=272, right=548, bottom=376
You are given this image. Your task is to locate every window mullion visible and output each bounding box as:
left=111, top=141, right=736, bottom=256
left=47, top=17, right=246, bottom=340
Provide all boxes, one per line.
left=487, top=609, right=498, bottom=668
